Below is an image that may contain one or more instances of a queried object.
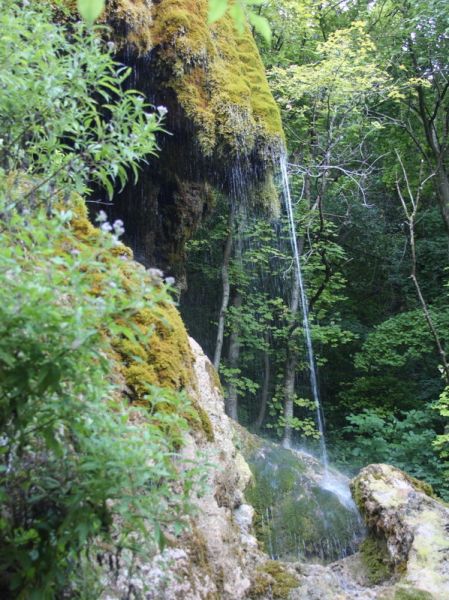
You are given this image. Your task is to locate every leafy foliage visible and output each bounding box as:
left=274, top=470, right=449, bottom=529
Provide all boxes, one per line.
left=187, top=0, right=449, bottom=493
left=0, top=204, right=202, bottom=597
left=0, top=1, right=206, bottom=596
left=0, top=0, right=163, bottom=202
left=334, top=408, right=449, bottom=500
left=77, top=0, right=105, bottom=24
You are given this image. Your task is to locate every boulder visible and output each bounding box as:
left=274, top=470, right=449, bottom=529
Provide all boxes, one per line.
left=351, top=463, right=449, bottom=599
left=236, top=426, right=365, bottom=563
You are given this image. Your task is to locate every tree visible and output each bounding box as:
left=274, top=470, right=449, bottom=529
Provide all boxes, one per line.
left=365, top=0, right=449, bottom=232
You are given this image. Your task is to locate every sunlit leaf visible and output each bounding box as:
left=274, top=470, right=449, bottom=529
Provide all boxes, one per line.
left=77, top=0, right=105, bottom=25
left=208, top=0, right=228, bottom=23
left=248, top=12, right=272, bottom=43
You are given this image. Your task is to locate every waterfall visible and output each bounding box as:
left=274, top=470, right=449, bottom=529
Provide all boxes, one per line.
left=279, top=154, right=329, bottom=471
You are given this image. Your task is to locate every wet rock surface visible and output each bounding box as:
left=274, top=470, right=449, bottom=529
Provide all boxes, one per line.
left=236, top=428, right=365, bottom=563
left=249, top=462, right=449, bottom=599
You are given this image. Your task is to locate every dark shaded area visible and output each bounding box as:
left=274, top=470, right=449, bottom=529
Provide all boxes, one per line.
left=88, top=43, right=274, bottom=283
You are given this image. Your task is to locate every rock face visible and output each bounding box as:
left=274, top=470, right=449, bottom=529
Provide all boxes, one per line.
left=102, top=337, right=300, bottom=600
left=100, top=327, right=449, bottom=599
left=236, top=428, right=365, bottom=563
left=91, top=0, right=284, bottom=278
left=352, top=463, right=449, bottom=599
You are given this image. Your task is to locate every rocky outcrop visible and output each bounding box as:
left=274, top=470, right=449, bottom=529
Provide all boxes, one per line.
left=87, top=0, right=284, bottom=278
left=101, top=336, right=300, bottom=599
left=351, top=463, right=449, bottom=600
left=236, top=426, right=365, bottom=563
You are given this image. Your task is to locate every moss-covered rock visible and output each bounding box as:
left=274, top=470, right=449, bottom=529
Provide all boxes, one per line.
left=359, top=536, right=393, bottom=585
left=73, top=0, right=286, bottom=278
left=351, top=464, right=449, bottom=599
left=249, top=560, right=299, bottom=599
left=237, top=429, right=365, bottom=563
left=68, top=198, right=214, bottom=440
left=107, top=0, right=283, bottom=158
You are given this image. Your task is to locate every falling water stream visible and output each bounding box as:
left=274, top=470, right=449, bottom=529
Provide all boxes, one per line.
left=279, top=155, right=329, bottom=472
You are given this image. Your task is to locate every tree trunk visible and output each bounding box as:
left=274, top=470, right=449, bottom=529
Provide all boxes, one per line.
left=282, top=266, right=300, bottom=448
left=435, top=167, right=449, bottom=235
left=213, top=212, right=233, bottom=370
left=226, top=291, right=242, bottom=421
left=254, top=337, right=271, bottom=431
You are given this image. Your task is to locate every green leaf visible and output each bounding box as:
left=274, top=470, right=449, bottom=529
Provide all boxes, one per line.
left=208, top=0, right=228, bottom=23
left=248, top=12, right=272, bottom=44
left=77, top=0, right=105, bottom=25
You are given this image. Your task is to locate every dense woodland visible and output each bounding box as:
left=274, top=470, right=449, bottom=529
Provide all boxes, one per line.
left=181, top=0, right=449, bottom=499
left=2, top=0, right=449, bottom=596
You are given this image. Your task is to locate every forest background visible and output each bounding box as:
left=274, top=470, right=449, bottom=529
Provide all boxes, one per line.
left=181, top=0, right=449, bottom=500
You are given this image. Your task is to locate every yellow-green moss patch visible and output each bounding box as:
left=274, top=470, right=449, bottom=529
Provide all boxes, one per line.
left=360, top=536, right=393, bottom=585
left=249, top=560, right=299, bottom=599
left=205, top=360, right=223, bottom=394
left=105, top=0, right=284, bottom=158
left=65, top=198, right=216, bottom=441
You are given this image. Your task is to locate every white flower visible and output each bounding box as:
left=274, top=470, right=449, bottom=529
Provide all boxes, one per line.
left=157, top=105, right=168, bottom=117
left=148, top=268, right=164, bottom=280
left=113, top=219, right=125, bottom=237
left=165, top=276, right=175, bottom=286
left=100, top=222, right=113, bottom=233
left=96, top=210, right=108, bottom=223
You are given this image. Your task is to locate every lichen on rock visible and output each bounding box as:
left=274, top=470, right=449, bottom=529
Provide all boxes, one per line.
left=351, top=463, right=449, bottom=599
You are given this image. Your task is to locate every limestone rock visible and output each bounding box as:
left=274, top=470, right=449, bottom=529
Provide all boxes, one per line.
left=101, top=337, right=264, bottom=599
left=351, top=463, right=449, bottom=599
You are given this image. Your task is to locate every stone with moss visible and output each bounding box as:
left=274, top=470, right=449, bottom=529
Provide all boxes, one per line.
left=105, top=0, right=284, bottom=159
left=237, top=430, right=365, bottom=563
left=59, top=0, right=287, bottom=277
left=67, top=198, right=214, bottom=441
left=351, top=464, right=449, bottom=598
left=249, top=560, right=299, bottom=599
left=359, top=536, right=393, bottom=585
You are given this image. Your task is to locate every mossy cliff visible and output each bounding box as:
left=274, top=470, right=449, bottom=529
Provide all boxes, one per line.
left=86, top=0, right=284, bottom=279
left=69, top=198, right=213, bottom=439
left=106, top=0, right=283, bottom=158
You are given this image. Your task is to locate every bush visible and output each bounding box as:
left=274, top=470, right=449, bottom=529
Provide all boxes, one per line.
left=0, top=2, right=206, bottom=596
left=0, top=0, right=163, bottom=203
left=331, top=408, right=449, bottom=500
left=0, top=202, right=205, bottom=597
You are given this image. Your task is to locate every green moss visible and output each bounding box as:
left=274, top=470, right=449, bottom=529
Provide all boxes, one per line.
left=351, top=479, right=364, bottom=512
left=205, top=360, right=223, bottom=394
left=184, top=525, right=221, bottom=599
left=249, top=561, right=299, bottom=599
left=242, top=437, right=364, bottom=562
left=67, top=199, right=215, bottom=440
left=360, top=536, right=393, bottom=585
left=106, top=0, right=284, bottom=162
left=189, top=397, right=215, bottom=442
left=405, top=473, right=435, bottom=498
left=392, top=587, right=434, bottom=600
